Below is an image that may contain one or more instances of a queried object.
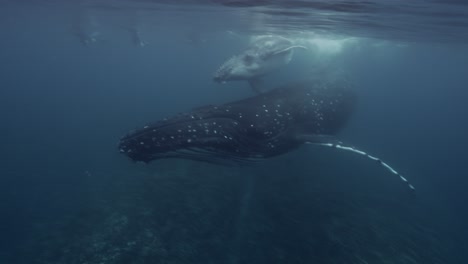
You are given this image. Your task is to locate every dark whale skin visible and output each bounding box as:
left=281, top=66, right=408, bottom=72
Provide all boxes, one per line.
left=119, top=81, right=356, bottom=164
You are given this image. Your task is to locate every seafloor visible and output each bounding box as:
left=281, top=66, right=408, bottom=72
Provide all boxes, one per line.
left=19, top=151, right=457, bottom=264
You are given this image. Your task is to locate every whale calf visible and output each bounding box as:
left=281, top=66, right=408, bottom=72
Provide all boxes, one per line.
left=213, top=35, right=306, bottom=93
left=119, top=81, right=414, bottom=191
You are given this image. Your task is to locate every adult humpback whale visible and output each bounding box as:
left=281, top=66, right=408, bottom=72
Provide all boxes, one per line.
left=213, top=35, right=306, bottom=93
left=119, top=81, right=415, bottom=191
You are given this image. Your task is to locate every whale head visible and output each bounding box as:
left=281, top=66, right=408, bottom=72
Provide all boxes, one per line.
left=213, top=52, right=262, bottom=83
left=213, top=36, right=305, bottom=85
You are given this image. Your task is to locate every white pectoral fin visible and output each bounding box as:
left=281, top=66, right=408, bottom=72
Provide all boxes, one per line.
left=291, top=45, right=308, bottom=50
left=298, top=134, right=416, bottom=192
left=272, top=45, right=308, bottom=56
left=265, top=46, right=308, bottom=64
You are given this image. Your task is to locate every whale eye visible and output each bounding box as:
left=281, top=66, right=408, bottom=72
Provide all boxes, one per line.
left=243, top=54, right=254, bottom=65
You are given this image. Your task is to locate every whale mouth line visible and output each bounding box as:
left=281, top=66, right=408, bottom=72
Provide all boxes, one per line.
left=149, top=147, right=264, bottom=166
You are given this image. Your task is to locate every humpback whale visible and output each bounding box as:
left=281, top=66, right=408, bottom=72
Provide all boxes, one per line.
left=119, top=81, right=415, bottom=191
left=213, top=35, right=307, bottom=93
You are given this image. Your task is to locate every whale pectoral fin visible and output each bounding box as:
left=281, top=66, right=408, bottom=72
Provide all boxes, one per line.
left=297, top=134, right=416, bottom=192
left=261, top=49, right=290, bottom=60
left=271, top=45, right=308, bottom=56
left=261, top=46, right=306, bottom=62
left=248, top=78, right=265, bottom=94
left=290, top=45, right=308, bottom=51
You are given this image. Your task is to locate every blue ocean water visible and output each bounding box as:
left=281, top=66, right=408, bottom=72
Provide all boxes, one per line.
left=0, top=0, right=467, bottom=263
